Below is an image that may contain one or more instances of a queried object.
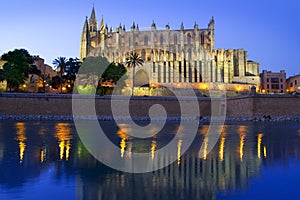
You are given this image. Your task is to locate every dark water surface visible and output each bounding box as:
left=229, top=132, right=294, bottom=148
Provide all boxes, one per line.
left=0, top=121, right=300, bottom=200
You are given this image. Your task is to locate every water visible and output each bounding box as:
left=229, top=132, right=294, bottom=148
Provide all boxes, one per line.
left=0, top=121, right=300, bottom=200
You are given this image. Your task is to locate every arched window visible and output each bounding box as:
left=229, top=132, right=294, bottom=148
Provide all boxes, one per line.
left=160, top=34, right=163, bottom=45
left=144, top=35, right=148, bottom=46
left=187, top=33, right=192, bottom=44
left=174, top=34, right=178, bottom=45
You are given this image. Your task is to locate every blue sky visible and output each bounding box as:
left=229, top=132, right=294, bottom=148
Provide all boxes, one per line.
left=0, top=0, right=299, bottom=77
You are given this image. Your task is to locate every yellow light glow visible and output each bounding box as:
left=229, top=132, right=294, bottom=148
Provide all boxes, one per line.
left=298, top=87, right=300, bottom=90
left=151, top=140, right=157, bottom=160
left=68, top=84, right=71, bottom=88
left=40, top=148, right=46, bottom=163
left=117, top=127, right=130, bottom=158
left=15, top=122, right=27, bottom=163
left=55, top=123, right=72, bottom=161
left=257, top=133, right=263, bottom=159
left=22, top=84, right=26, bottom=88
left=59, top=141, right=65, bottom=160
left=200, top=136, right=208, bottom=160
left=120, top=138, right=126, bottom=158
left=62, top=87, right=67, bottom=91
left=65, top=141, right=71, bottom=160
left=239, top=134, right=245, bottom=161
left=262, top=89, right=266, bottom=93
left=201, top=83, right=208, bottom=90
left=19, top=141, right=26, bottom=163
left=219, top=134, right=225, bottom=161
left=263, top=146, right=267, bottom=158
left=200, top=125, right=209, bottom=135
left=236, top=86, right=242, bottom=92
left=177, top=139, right=182, bottom=165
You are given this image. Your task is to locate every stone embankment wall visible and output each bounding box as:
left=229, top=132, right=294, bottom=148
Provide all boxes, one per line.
left=0, top=93, right=299, bottom=119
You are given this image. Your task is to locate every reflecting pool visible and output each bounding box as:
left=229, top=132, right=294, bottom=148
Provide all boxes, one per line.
left=0, top=121, right=300, bottom=199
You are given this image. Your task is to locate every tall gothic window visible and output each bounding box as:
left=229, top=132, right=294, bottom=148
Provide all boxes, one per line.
left=174, top=34, right=178, bottom=45
left=187, top=33, right=192, bottom=44
left=200, top=33, right=204, bottom=45
left=144, top=35, right=148, bottom=46
left=160, top=34, right=163, bottom=45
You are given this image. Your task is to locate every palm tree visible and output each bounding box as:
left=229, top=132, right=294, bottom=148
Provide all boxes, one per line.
left=53, top=57, right=67, bottom=94
left=126, top=52, right=144, bottom=96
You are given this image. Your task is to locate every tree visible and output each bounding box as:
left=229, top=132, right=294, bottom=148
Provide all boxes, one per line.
left=126, top=52, right=144, bottom=96
left=102, top=62, right=127, bottom=83
left=0, top=69, right=4, bottom=82
left=53, top=57, right=67, bottom=94
left=100, top=62, right=127, bottom=95
left=40, top=73, right=50, bottom=93
left=65, top=57, right=81, bottom=93
left=51, top=75, right=61, bottom=90
left=80, top=56, right=110, bottom=89
left=1, top=49, right=35, bottom=92
left=77, top=56, right=127, bottom=95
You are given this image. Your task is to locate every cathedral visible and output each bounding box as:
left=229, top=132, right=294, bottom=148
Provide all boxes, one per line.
left=80, top=7, right=260, bottom=95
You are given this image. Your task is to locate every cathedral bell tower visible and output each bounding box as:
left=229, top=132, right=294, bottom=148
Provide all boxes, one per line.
left=80, top=16, right=90, bottom=61
left=208, top=16, right=215, bottom=51
left=89, top=6, right=98, bottom=37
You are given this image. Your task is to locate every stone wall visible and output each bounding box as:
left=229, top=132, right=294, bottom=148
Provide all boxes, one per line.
left=0, top=93, right=299, bottom=119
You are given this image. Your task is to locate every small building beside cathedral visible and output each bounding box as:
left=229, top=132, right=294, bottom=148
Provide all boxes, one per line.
left=80, top=7, right=260, bottom=95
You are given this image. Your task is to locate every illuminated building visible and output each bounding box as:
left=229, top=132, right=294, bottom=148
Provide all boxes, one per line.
left=260, top=70, right=286, bottom=93
left=79, top=6, right=260, bottom=95
left=286, top=74, right=300, bottom=93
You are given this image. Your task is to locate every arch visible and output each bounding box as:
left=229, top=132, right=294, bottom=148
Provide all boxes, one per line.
left=134, top=69, right=149, bottom=87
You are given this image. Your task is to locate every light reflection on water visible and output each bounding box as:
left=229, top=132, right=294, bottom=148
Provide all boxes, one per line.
left=0, top=121, right=299, bottom=199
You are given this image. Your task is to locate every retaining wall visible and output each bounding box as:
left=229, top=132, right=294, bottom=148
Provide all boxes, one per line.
left=0, top=93, right=299, bottom=118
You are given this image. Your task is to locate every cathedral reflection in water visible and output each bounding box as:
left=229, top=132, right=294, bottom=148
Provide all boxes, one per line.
left=0, top=121, right=300, bottom=199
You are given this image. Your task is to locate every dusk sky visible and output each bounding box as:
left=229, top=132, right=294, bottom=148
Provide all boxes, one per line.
left=0, top=0, right=299, bottom=76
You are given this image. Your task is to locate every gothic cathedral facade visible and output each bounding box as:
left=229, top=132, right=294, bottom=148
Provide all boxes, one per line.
left=80, top=7, right=260, bottom=93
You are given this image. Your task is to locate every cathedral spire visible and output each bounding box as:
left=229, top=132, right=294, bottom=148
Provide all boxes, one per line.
left=82, top=16, right=89, bottom=40
left=180, top=22, right=184, bottom=31
left=208, top=16, right=214, bottom=29
left=80, top=16, right=90, bottom=61
left=99, top=16, right=105, bottom=33
left=89, top=6, right=98, bottom=32
left=90, top=5, right=96, bottom=21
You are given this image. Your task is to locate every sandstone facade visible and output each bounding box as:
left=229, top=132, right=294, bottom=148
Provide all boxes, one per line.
left=79, top=7, right=260, bottom=92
